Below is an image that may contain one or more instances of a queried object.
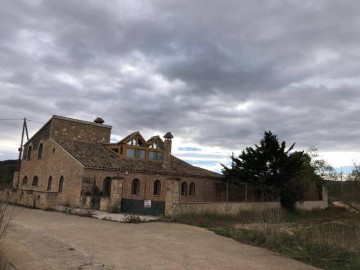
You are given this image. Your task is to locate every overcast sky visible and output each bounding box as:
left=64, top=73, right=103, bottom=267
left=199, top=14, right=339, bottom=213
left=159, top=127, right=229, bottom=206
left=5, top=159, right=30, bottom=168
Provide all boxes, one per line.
left=1, top=0, right=360, bottom=173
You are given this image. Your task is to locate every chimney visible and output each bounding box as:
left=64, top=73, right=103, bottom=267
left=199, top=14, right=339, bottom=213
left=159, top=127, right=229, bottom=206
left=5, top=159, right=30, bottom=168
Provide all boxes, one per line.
left=94, top=117, right=105, bottom=124
left=163, top=132, right=173, bottom=169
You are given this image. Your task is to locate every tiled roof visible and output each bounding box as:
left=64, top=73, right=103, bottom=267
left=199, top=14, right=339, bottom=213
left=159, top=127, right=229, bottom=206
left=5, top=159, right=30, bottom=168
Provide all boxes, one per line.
left=54, top=139, right=222, bottom=179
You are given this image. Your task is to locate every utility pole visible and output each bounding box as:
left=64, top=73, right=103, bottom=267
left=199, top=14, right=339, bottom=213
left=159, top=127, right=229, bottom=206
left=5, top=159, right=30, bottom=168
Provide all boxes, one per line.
left=16, top=118, right=29, bottom=188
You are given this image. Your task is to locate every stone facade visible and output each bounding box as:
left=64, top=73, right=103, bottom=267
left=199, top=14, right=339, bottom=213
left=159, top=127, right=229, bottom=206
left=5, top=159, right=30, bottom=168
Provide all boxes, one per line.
left=50, top=116, right=111, bottom=144
left=17, top=138, right=85, bottom=207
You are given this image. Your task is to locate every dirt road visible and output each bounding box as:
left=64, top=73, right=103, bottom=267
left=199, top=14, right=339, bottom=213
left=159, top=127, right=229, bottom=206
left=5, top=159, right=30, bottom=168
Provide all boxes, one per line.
left=4, top=207, right=318, bottom=270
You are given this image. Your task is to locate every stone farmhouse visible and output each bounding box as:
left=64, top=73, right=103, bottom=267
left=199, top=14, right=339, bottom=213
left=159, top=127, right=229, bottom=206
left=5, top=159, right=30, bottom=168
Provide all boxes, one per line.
left=11, top=115, right=227, bottom=215
left=8, top=115, right=327, bottom=216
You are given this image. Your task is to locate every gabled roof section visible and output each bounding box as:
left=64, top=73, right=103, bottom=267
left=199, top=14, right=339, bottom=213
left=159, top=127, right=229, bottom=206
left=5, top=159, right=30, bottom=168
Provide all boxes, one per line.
left=119, top=131, right=147, bottom=146
left=54, top=138, right=222, bottom=179
left=146, top=135, right=164, bottom=147
left=146, top=135, right=162, bottom=144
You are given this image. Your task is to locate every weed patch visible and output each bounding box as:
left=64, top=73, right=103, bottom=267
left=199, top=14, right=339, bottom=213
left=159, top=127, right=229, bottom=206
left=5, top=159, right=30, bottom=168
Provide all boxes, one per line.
left=175, top=207, right=360, bottom=270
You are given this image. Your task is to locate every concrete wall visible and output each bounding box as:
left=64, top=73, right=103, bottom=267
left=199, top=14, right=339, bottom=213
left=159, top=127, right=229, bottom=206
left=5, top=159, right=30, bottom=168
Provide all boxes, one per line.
left=295, top=200, right=328, bottom=210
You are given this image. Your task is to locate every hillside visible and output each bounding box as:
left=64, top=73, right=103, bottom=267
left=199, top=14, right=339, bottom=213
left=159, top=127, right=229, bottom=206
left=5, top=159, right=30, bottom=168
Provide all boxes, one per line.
left=0, top=159, right=19, bottom=187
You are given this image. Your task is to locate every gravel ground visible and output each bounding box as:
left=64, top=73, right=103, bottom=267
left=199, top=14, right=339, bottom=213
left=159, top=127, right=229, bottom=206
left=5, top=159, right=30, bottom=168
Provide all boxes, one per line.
left=3, top=206, right=319, bottom=270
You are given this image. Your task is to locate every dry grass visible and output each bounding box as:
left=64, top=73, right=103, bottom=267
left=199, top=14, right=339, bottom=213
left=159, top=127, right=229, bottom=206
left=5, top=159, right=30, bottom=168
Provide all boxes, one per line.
left=174, top=205, right=360, bottom=270
left=0, top=201, right=16, bottom=270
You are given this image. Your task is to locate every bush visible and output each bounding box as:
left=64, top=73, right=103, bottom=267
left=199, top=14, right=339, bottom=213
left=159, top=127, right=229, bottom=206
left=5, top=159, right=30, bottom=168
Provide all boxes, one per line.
left=124, top=215, right=142, bottom=223
left=0, top=202, right=15, bottom=269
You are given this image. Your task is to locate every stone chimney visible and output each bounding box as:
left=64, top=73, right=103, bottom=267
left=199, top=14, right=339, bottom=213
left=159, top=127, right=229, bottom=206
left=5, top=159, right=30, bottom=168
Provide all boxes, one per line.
left=94, top=117, right=105, bottom=124
left=163, top=132, right=173, bottom=169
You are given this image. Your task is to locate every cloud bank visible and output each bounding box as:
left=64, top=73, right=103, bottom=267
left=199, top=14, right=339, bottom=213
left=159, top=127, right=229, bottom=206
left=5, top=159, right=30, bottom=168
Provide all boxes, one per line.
left=1, top=0, right=360, bottom=171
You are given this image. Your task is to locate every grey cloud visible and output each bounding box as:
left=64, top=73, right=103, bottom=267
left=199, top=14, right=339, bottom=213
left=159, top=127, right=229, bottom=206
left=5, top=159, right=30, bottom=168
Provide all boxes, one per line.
left=1, top=0, right=360, bottom=164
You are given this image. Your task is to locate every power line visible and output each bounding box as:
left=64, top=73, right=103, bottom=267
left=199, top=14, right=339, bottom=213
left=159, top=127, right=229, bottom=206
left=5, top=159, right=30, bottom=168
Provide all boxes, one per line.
left=0, top=118, right=43, bottom=124
left=27, top=119, right=43, bottom=124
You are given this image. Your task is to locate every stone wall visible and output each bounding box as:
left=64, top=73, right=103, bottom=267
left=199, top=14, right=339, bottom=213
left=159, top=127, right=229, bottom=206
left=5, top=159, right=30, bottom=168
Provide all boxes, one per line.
left=165, top=179, right=180, bottom=216
left=173, top=201, right=280, bottom=215
left=83, top=170, right=172, bottom=202
left=0, top=189, right=58, bottom=209
left=23, top=121, right=51, bottom=159
left=51, top=116, right=111, bottom=144
left=17, top=139, right=85, bottom=207
left=172, top=199, right=328, bottom=216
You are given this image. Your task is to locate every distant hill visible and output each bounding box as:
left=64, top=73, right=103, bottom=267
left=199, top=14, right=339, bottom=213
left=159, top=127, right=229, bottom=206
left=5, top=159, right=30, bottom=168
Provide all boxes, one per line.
left=0, top=159, right=19, bottom=188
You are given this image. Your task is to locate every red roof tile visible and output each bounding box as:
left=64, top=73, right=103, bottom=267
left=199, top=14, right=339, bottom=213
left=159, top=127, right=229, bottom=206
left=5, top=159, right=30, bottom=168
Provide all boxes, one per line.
left=54, top=139, right=222, bottom=179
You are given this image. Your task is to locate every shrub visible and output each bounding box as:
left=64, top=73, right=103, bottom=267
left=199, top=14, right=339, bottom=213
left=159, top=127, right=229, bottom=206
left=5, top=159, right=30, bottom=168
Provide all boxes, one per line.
left=0, top=202, right=15, bottom=269
left=124, top=215, right=142, bottom=223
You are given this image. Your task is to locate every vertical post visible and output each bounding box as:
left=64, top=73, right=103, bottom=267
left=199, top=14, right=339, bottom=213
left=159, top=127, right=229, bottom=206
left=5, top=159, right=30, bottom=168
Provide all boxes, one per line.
left=144, top=179, right=147, bottom=200
left=340, top=168, right=343, bottom=198
left=245, top=182, right=248, bottom=202
left=226, top=179, right=229, bottom=203
left=16, top=118, right=27, bottom=189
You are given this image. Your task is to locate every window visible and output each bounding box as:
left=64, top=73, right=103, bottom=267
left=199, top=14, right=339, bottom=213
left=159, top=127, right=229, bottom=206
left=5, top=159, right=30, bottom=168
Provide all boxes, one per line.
left=153, top=180, right=161, bottom=195
left=157, top=152, right=163, bottom=160
left=131, top=178, right=140, bottom=195
left=150, top=141, right=164, bottom=149
left=38, top=143, right=44, bottom=159
left=189, top=182, right=195, bottom=196
left=148, top=151, right=156, bottom=160
left=181, top=181, right=187, bottom=196
left=148, top=151, right=164, bottom=161
left=32, top=176, right=38, bottom=187
left=126, top=148, right=145, bottom=159
left=127, top=137, right=145, bottom=147
left=102, top=177, right=111, bottom=197
left=59, top=176, right=64, bottom=192
left=27, top=145, right=32, bottom=160
left=127, top=148, right=135, bottom=157
left=22, top=176, right=28, bottom=185
left=47, top=176, right=52, bottom=191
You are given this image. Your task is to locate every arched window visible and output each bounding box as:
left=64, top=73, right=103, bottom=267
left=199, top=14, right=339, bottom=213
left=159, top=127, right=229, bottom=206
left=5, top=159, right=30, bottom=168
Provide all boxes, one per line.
left=27, top=145, right=32, bottom=160
left=131, top=178, right=140, bottom=195
left=58, top=176, right=64, bottom=192
left=189, top=182, right=195, bottom=196
left=38, top=143, right=44, bottom=159
left=181, top=181, right=187, bottom=196
left=47, top=176, right=52, bottom=191
left=22, top=176, right=28, bottom=185
left=102, top=177, right=111, bottom=197
left=153, top=180, right=161, bottom=195
left=32, top=176, right=38, bottom=187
